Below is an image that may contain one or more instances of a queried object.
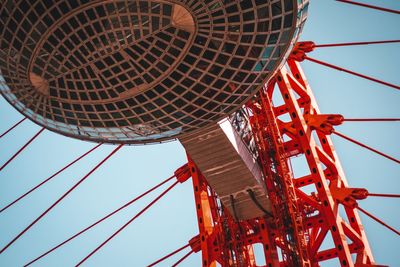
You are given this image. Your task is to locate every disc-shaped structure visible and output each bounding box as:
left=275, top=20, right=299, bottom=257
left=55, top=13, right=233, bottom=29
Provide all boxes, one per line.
left=0, top=0, right=308, bottom=144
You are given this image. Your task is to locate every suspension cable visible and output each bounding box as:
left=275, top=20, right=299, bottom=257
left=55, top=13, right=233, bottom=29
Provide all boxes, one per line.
left=315, top=40, right=400, bottom=48
left=0, top=127, right=45, bottom=172
left=75, top=180, right=179, bottom=267
left=333, top=131, right=400, bottom=164
left=0, top=117, right=27, bottom=139
left=25, top=174, right=176, bottom=267
left=367, top=193, right=400, bottom=198
left=171, top=250, right=194, bottom=267
left=343, top=118, right=400, bottom=122
left=0, top=143, right=103, bottom=214
left=357, top=206, right=400, bottom=236
left=304, top=56, right=400, bottom=91
left=0, top=144, right=124, bottom=254
left=147, top=243, right=191, bottom=267
left=336, top=0, right=400, bottom=15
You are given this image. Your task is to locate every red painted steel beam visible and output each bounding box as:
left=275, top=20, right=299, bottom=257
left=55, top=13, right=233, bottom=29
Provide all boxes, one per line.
left=274, top=60, right=376, bottom=265
left=315, top=40, right=400, bottom=48
left=0, top=144, right=124, bottom=254
left=304, top=56, right=400, bottom=90
left=0, top=117, right=26, bottom=139
left=25, top=174, right=175, bottom=266
left=357, top=206, right=400, bottom=236
left=0, top=143, right=103, bottom=213
left=147, top=244, right=191, bottom=267
left=0, top=127, right=45, bottom=172
left=333, top=131, right=400, bottom=164
left=75, top=180, right=179, bottom=266
left=336, top=0, right=400, bottom=15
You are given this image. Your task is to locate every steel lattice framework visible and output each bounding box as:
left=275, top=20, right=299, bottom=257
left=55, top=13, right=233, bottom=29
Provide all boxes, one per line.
left=185, top=59, right=380, bottom=267
left=0, top=1, right=399, bottom=267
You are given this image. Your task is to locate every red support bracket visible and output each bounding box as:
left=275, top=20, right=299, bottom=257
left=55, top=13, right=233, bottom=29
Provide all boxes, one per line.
left=175, top=163, right=191, bottom=183
left=304, top=114, right=344, bottom=134
left=331, top=187, right=369, bottom=208
left=289, top=41, right=316, bottom=61
left=188, top=234, right=201, bottom=253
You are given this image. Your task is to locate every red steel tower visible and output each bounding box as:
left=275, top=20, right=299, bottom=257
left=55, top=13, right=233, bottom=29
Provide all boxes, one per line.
left=0, top=1, right=399, bottom=266
left=186, top=59, right=379, bottom=267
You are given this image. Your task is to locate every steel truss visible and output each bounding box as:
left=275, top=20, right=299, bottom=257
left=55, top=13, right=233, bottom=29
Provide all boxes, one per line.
left=187, top=60, right=382, bottom=267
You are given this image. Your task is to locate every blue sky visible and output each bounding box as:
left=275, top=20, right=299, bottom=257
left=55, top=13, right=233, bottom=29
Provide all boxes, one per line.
left=0, top=1, right=399, bottom=266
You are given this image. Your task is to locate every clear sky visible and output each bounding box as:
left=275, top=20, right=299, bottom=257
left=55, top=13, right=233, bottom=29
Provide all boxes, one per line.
left=0, top=1, right=399, bottom=266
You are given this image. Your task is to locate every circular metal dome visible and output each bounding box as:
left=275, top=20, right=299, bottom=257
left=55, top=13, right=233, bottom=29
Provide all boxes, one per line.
left=0, top=0, right=308, bottom=144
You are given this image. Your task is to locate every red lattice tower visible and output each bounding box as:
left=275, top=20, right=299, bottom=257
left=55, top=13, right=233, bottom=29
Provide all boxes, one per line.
left=185, top=58, right=388, bottom=267
left=0, top=1, right=399, bottom=267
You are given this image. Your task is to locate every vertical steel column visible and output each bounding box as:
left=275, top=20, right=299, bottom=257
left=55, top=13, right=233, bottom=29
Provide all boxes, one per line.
left=187, top=155, right=279, bottom=267
left=188, top=157, right=217, bottom=267
left=267, top=60, right=375, bottom=266
left=248, top=87, right=311, bottom=267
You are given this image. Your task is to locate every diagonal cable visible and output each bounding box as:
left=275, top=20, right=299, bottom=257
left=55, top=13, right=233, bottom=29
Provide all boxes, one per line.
left=343, top=118, right=400, bottom=122
left=0, top=128, right=45, bottom=172
left=171, top=250, right=194, bottom=267
left=304, top=56, right=400, bottom=90
left=75, top=180, right=179, bottom=266
left=147, top=243, right=191, bottom=267
left=357, top=206, right=400, bottom=236
left=336, top=0, right=400, bottom=15
left=0, top=144, right=124, bottom=254
left=333, top=131, right=400, bottom=164
left=0, top=117, right=27, bottom=139
left=315, top=39, right=400, bottom=48
left=24, top=174, right=175, bottom=266
left=0, top=143, right=103, bottom=213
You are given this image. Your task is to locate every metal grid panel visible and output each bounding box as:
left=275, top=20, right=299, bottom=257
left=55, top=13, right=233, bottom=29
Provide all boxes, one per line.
left=0, top=0, right=309, bottom=144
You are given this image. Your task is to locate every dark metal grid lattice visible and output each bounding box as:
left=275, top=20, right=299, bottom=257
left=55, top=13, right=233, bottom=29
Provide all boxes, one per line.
left=0, top=0, right=309, bottom=144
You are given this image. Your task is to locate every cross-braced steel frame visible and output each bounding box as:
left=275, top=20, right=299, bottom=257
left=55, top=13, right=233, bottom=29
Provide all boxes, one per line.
left=187, top=60, right=380, bottom=267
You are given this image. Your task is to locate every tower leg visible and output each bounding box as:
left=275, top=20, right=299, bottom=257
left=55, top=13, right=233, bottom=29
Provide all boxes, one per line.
left=265, top=60, right=375, bottom=266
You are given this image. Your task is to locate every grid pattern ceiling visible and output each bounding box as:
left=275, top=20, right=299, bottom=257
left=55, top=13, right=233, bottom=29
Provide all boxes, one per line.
left=0, top=0, right=309, bottom=144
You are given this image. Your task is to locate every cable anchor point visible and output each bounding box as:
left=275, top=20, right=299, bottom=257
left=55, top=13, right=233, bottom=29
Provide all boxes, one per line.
left=188, top=234, right=201, bottom=253
left=304, top=114, right=344, bottom=134
left=331, top=187, right=369, bottom=208
left=175, top=163, right=191, bottom=183
left=289, top=41, right=316, bottom=61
